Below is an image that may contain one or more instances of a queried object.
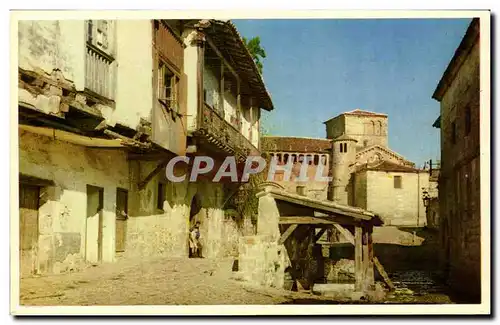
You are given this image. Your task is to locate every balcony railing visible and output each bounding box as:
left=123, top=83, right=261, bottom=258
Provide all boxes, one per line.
left=85, top=44, right=115, bottom=100
left=196, top=103, right=259, bottom=161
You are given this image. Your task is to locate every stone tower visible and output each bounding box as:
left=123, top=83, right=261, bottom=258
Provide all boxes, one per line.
left=330, top=133, right=357, bottom=205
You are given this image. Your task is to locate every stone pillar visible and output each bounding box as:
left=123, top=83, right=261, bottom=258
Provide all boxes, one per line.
left=256, top=188, right=281, bottom=241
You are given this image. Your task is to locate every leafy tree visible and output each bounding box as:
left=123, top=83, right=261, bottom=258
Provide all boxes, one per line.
left=242, top=36, right=266, bottom=75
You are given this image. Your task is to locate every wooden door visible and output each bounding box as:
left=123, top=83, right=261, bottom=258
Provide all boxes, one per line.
left=115, top=188, right=128, bottom=253
left=19, top=183, right=40, bottom=277
left=86, top=185, right=104, bottom=262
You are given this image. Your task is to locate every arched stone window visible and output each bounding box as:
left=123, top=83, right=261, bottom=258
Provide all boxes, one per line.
left=313, top=155, right=320, bottom=165
left=321, top=155, right=328, bottom=166
left=291, top=154, right=297, bottom=164
left=370, top=120, right=375, bottom=135
left=284, top=153, right=289, bottom=164
left=375, top=120, right=381, bottom=135
left=379, top=121, right=385, bottom=135
left=307, top=154, right=314, bottom=165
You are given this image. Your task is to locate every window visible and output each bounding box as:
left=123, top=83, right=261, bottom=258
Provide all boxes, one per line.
left=465, top=106, right=471, bottom=135
left=339, top=143, right=343, bottom=153
left=343, top=143, right=347, bottom=153
left=158, top=62, right=180, bottom=113
left=364, top=140, right=369, bottom=147
left=394, top=175, right=402, bottom=189
left=85, top=20, right=115, bottom=99
left=157, top=182, right=166, bottom=210
left=451, top=121, right=457, bottom=144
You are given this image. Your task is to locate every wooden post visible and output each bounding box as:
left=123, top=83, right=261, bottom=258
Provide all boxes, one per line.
left=219, top=60, right=225, bottom=116
left=362, top=225, right=375, bottom=291
left=355, top=226, right=363, bottom=291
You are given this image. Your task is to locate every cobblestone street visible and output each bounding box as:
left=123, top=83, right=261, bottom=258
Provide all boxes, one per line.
left=19, top=257, right=454, bottom=306
left=20, top=257, right=292, bottom=306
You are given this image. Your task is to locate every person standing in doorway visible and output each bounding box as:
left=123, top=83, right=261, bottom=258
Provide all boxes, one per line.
left=189, top=221, right=202, bottom=258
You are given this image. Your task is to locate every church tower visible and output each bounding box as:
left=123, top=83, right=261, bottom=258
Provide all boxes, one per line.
left=330, top=133, right=357, bottom=205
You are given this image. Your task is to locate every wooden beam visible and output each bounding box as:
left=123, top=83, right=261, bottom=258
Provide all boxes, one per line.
left=280, top=216, right=335, bottom=225
left=314, top=228, right=327, bottom=242
left=278, top=224, right=298, bottom=245
left=355, top=226, right=363, bottom=291
left=206, top=37, right=240, bottom=82
left=374, top=257, right=395, bottom=291
left=333, top=223, right=355, bottom=244
left=138, top=159, right=170, bottom=190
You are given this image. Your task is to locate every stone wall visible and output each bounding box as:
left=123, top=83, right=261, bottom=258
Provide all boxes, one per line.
left=363, top=170, right=428, bottom=227
left=437, top=31, right=481, bottom=302
left=238, top=235, right=289, bottom=288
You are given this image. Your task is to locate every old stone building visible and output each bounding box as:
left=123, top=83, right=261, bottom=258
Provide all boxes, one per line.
left=260, top=136, right=332, bottom=200
left=262, top=109, right=428, bottom=227
left=432, top=18, right=481, bottom=302
left=17, top=19, right=272, bottom=277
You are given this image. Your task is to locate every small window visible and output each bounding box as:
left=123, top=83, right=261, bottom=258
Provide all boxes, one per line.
left=343, top=143, right=347, bottom=153
left=158, top=62, right=180, bottom=113
left=364, top=140, right=369, bottom=147
left=394, top=176, right=402, bottom=189
left=465, top=106, right=471, bottom=135
left=157, top=182, right=166, bottom=210
left=451, top=121, right=457, bottom=144
left=339, top=143, right=344, bottom=153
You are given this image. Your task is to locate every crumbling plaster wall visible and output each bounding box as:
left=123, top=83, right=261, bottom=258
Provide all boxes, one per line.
left=18, top=20, right=86, bottom=89
left=125, top=164, right=227, bottom=259
left=18, top=19, right=154, bottom=133
left=19, top=131, right=129, bottom=273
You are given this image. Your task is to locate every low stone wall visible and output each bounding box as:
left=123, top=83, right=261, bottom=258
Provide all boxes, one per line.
left=237, top=235, right=290, bottom=288
left=125, top=205, right=190, bottom=258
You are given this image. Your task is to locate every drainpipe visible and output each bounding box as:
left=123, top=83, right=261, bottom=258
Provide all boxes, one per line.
left=417, top=170, right=420, bottom=227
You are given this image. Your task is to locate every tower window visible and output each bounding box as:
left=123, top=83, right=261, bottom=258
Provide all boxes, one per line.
left=394, top=176, right=402, bottom=189
left=339, top=143, right=343, bottom=153
left=343, top=143, right=347, bottom=153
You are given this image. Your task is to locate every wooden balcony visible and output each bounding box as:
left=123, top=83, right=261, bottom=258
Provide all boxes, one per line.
left=195, top=103, right=259, bottom=162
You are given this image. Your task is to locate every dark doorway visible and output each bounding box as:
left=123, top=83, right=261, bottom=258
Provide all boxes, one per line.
left=19, top=183, right=40, bottom=277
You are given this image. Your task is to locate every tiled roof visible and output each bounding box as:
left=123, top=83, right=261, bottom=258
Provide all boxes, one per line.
left=261, top=136, right=332, bottom=153
left=356, top=160, right=423, bottom=173
left=324, top=109, right=388, bottom=124
left=333, top=133, right=357, bottom=142
left=344, top=109, right=388, bottom=117
left=205, top=20, right=274, bottom=111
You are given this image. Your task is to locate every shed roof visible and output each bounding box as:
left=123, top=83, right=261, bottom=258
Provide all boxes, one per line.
left=256, top=187, right=380, bottom=224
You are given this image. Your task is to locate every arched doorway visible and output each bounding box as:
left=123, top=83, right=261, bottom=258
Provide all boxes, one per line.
left=188, top=194, right=202, bottom=258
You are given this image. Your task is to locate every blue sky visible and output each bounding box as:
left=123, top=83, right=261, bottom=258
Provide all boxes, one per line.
left=234, top=18, right=472, bottom=166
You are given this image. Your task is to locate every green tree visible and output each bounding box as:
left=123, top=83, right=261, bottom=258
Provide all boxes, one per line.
left=242, top=36, right=266, bottom=75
